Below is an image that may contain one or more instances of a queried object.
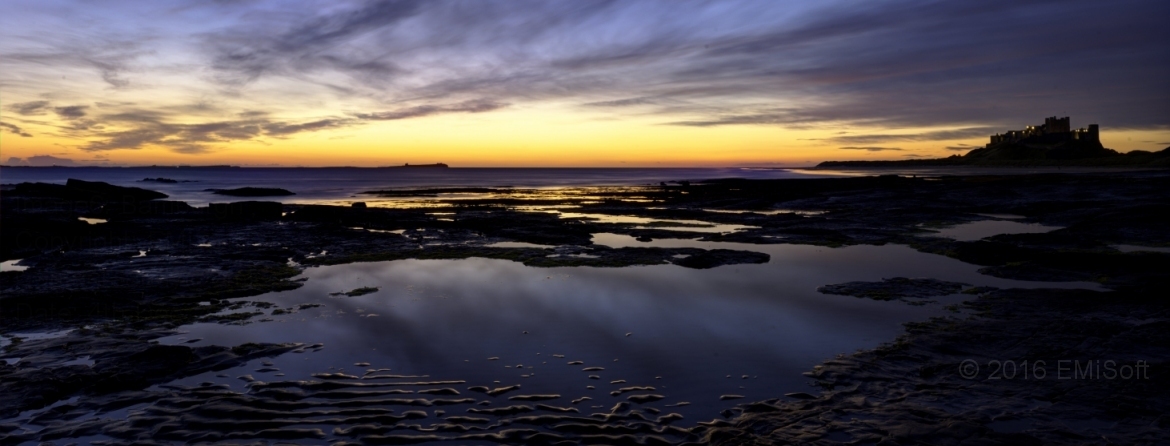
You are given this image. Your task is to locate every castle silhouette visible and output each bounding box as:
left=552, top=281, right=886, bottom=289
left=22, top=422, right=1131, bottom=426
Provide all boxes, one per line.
left=988, top=117, right=1098, bottom=147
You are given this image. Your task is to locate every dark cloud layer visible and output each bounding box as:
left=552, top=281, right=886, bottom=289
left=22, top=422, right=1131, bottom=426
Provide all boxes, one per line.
left=207, top=0, right=423, bottom=86
left=945, top=144, right=976, bottom=151
left=355, top=99, right=508, bottom=121
left=66, top=97, right=506, bottom=153
left=826, top=128, right=995, bottom=145
left=8, top=101, right=52, bottom=115
left=54, top=105, right=89, bottom=119
left=2, top=0, right=1167, bottom=154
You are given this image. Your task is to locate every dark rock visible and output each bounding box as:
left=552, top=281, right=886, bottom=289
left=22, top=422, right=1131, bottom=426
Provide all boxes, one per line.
left=669, top=249, right=770, bottom=269
left=328, top=286, right=379, bottom=297
left=11, top=179, right=167, bottom=202
left=209, top=201, right=283, bottom=220
left=351, top=202, right=368, bottom=209
left=784, top=392, right=818, bottom=400
left=90, top=200, right=196, bottom=219
left=67, top=179, right=168, bottom=201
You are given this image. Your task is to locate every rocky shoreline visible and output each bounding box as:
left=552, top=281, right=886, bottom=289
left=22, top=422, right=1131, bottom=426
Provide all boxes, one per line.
left=2, top=171, right=1168, bottom=444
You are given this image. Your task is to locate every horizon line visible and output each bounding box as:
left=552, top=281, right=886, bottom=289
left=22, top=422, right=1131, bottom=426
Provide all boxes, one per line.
left=0, top=164, right=819, bottom=170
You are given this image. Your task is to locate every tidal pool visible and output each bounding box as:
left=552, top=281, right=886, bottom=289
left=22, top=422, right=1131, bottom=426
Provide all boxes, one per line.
left=156, top=241, right=1100, bottom=423
left=0, top=259, right=28, bottom=272
left=1113, top=244, right=1170, bottom=254
left=927, top=220, right=1061, bottom=241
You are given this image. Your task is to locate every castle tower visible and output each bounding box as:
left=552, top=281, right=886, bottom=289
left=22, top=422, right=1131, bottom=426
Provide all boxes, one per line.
left=1087, top=124, right=1099, bottom=143
left=1044, top=116, right=1071, bottom=133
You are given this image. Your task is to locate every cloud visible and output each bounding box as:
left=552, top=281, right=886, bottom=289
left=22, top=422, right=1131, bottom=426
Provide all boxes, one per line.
left=262, top=118, right=352, bottom=136
left=80, top=98, right=507, bottom=151
left=54, top=105, right=89, bottom=119
left=3, top=39, right=142, bottom=89
left=584, top=97, right=659, bottom=108
left=81, top=128, right=171, bottom=151
left=7, top=101, right=51, bottom=115
left=168, top=144, right=215, bottom=155
left=2, top=0, right=1167, bottom=158
left=838, top=146, right=902, bottom=152
left=75, top=110, right=418, bottom=152
left=0, top=122, right=33, bottom=137
left=354, top=99, right=508, bottom=121
left=26, top=155, right=76, bottom=166
left=826, top=128, right=994, bottom=144
left=945, top=144, right=976, bottom=151
left=206, top=0, right=423, bottom=86
left=665, top=109, right=818, bottom=127
left=11, top=96, right=508, bottom=153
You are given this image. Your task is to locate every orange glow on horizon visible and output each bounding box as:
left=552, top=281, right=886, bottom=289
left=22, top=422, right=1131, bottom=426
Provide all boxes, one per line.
left=3, top=105, right=1167, bottom=167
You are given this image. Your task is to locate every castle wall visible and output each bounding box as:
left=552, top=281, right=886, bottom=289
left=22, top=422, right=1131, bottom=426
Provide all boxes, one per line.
left=987, top=117, right=1098, bottom=147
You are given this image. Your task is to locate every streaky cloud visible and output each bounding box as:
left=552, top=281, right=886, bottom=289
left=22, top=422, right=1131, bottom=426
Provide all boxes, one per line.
left=263, top=118, right=353, bottom=136
left=355, top=99, right=507, bottom=121
left=0, top=122, right=33, bottom=137
left=827, top=128, right=994, bottom=144
left=207, top=0, right=423, bottom=85
left=7, top=101, right=51, bottom=115
left=583, top=97, right=659, bottom=108
left=838, top=146, right=902, bottom=152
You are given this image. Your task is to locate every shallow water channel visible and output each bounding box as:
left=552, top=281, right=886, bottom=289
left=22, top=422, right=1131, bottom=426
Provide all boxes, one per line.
left=155, top=237, right=1101, bottom=422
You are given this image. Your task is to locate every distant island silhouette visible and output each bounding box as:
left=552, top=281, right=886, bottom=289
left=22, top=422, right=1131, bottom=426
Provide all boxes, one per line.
left=393, top=163, right=449, bottom=168
left=819, top=117, right=1170, bottom=168
left=207, top=187, right=296, bottom=197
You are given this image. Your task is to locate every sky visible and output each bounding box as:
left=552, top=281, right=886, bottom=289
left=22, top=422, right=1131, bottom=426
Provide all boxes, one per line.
left=1, top=0, right=1167, bottom=167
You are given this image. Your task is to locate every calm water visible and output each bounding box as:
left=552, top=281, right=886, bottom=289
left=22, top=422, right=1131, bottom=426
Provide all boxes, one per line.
left=154, top=239, right=1100, bottom=421
left=927, top=220, right=1064, bottom=241
left=0, top=167, right=822, bottom=206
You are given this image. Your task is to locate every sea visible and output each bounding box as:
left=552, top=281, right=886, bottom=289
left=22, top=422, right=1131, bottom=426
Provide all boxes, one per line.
left=0, top=166, right=843, bottom=206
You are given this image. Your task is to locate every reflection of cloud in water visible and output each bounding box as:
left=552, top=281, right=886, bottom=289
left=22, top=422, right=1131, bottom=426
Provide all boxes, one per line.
left=926, top=220, right=1061, bottom=241
left=160, top=243, right=1100, bottom=418
left=0, top=259, right=29, bottom=272
left=704, top=209, right=826, bottom=216
left=1113, top=244, right=1170, bottom=254
left=557, top=212, right=756, bottom=233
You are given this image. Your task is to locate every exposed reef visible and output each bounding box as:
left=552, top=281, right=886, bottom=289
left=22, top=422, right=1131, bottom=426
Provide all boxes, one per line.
left=2, top=171, right=1169, bottom=444
left=0, top=329, right=301, bottom=419
left=701, top=287, right=1169, bottom=445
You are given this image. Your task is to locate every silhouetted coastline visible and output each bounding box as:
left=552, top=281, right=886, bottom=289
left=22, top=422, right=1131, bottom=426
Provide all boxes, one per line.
left=820, top=118, right=1170, bottom=168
